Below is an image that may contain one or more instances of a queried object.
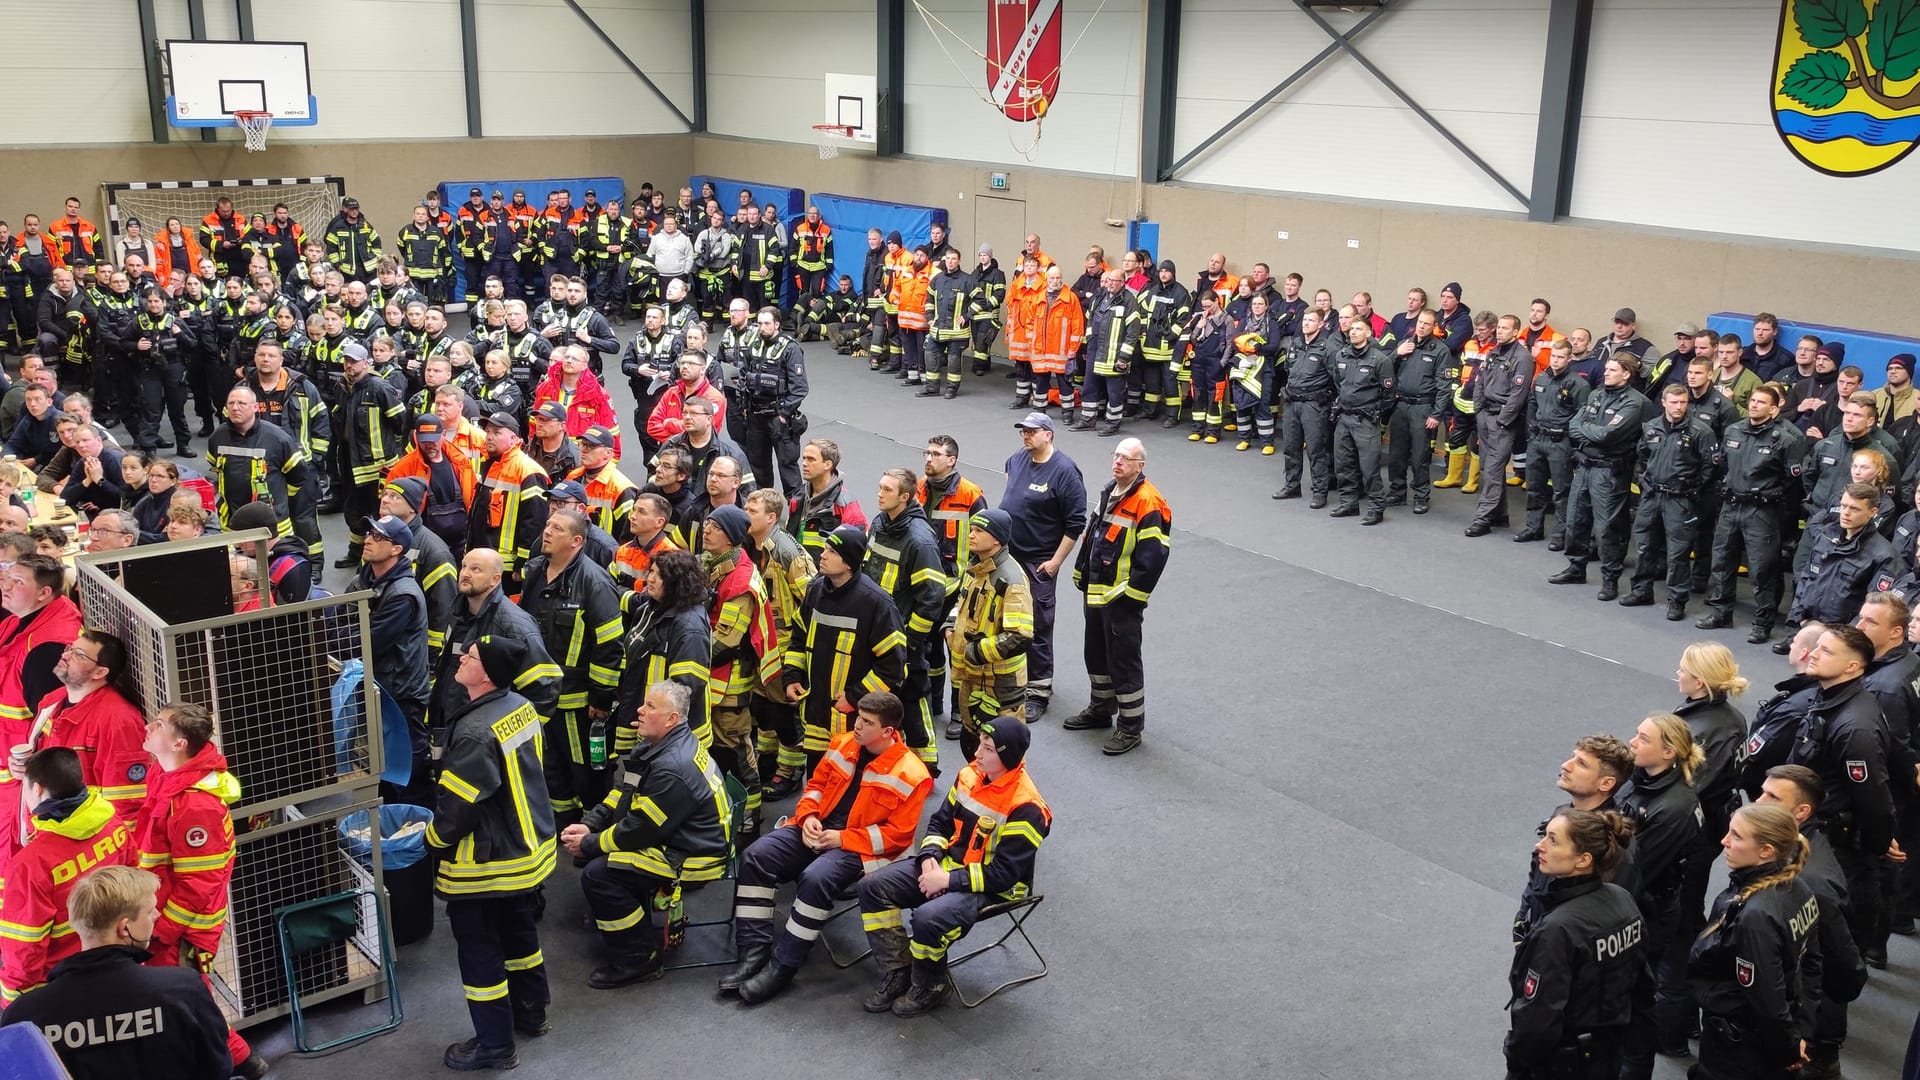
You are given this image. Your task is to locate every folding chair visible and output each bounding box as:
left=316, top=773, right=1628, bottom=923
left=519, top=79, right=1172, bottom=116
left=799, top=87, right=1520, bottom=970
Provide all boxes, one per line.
left=947, top=892, right=1048, bottom=1008
left=663, top=773, right=750, bottom=972
left=273, top=888, right=403, bottom=1052
left=819, top=884, right=873, bottom=969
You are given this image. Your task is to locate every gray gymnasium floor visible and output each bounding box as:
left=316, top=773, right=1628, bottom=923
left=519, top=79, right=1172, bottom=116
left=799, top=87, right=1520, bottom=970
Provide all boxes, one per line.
left=246, top=346, right=1918, bottom=1079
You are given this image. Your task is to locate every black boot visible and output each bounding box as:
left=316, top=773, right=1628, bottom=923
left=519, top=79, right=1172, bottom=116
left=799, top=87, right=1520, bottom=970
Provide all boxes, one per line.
left=443, top=1038, right=518, bottom=1072
left=1547, top=566, right=1587, bottom=585
left=588, top=952, right=665, bottom=989
left=197, top=417, right=216, bottom=437
left=737, top=961, right=798, bottom=1005
left=890, top=979, right=951, bottom=1018
left=1596, top=578, right=1619, bottom=602
left=863, top=967, right=913, bottom=1013
left=718, top=943, right=771, bottom=994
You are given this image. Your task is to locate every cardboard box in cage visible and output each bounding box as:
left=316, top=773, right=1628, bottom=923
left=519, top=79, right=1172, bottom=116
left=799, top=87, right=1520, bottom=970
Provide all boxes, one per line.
left=73, top=533, right=385, bottom=817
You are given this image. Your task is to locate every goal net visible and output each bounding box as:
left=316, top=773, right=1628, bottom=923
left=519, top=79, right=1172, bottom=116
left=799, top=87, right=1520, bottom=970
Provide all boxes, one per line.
left=103, top=176, right=346, bottom=257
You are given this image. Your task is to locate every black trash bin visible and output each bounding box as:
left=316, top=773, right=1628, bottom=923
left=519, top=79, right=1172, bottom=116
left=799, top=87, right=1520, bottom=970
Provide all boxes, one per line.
left=341, top=805, right=436, bottom=946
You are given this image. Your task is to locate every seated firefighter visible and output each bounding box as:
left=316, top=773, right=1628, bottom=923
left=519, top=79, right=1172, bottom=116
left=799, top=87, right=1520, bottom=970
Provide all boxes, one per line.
left=561, top=680, right=730, bottom=990
left=718, top=690, right=933, bottom=1004
left=857, top=715, right=1050, bottom=1018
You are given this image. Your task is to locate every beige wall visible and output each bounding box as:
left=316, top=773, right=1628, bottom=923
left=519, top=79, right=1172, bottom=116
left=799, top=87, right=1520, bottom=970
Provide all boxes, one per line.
left=694, top=135, right=1920, bottom=341
left=4, top=136, right=692, bottom=248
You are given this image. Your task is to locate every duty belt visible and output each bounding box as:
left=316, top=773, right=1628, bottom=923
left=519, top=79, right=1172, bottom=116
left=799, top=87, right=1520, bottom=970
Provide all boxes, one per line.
left=1285, top=390, right=1334, bottom=405
left=1643, top=482, right=1696, bottom=496
left=1724, top=490, right=1777, bottom=506
left=1395, top=394, right=1431, bottom=404
left=1532, top=427, right=1569, bottom=439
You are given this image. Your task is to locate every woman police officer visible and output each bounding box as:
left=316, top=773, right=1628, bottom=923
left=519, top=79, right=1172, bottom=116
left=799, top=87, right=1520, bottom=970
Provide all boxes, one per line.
left=1505, top=809, right=1644, bottom=1079
left=1687, top=802, right=1820, bottom=1079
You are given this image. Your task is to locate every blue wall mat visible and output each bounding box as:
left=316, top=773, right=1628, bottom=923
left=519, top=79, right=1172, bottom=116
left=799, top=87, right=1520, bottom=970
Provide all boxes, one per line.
left=808, top=193, right=948, bottom=291
left=0, top=1023, right=68, bottom=1079
left=1126, top=221, right=1159, bottom=265
left=688, top=176, right=808, bottom=307
left=435, top=176, right=626, bottom=305
left=1706, top=312, right=1920, bottom=392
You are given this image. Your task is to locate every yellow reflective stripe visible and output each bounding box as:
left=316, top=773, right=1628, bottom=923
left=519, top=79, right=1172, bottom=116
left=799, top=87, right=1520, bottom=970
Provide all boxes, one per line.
left=634, top=796, right=667, bottom=826
left=874, top=630, right=906, bottom=656
left=862, top=909, right=902, bottom=931
left=464, top=981, right=509, bottom=1002
left=170, top=851, right=233, bottom=873
left=860, top=670, right=888, bottom=693
left=667, top=659, right=709, bottom=681
left=999, top=820, right=1045, bottom=848
left=504, top=951, right=544, bottom=972
left=593, top=616, right=623, bottom=645
left=163, top=901, right=227, bottom=930
left=595, top=904, right=649, bottom=932
left=138, top=852, right=171, bottom=869
left=440, top=770, right=481, bottom=804
left=0, top=920, right=52, bottom=942
left=606, top=848, right=678, bottom=878
left=906, top=613, right=935, bottom=634
left=588, top=663, right=621, bottom=687
left=101, top=783, right=147, bottom=801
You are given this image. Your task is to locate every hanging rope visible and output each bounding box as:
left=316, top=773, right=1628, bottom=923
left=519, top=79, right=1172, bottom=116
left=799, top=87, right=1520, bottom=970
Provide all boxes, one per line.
left=910, top=0, right=1113, bottom=161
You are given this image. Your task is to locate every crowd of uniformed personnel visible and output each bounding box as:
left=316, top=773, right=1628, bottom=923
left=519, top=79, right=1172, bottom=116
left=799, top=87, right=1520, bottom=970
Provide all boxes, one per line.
left=0, top=184, right=1197, bottom=1073
left=1508, top=597, right=1920, bottom=1080
left=23, top=180, right=1920, bottom=1076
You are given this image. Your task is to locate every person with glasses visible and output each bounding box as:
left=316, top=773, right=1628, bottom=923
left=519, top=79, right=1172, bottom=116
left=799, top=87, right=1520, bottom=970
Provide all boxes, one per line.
left=20, top=630, right=150, bottom=822
left=83, top=508, right=137, bottom=554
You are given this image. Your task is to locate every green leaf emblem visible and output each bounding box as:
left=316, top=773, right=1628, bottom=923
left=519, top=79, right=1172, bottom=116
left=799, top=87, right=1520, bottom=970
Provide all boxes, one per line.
left=1781, top=50, right=1855, bottom=108
left=1796, top=0, right=1870, bottom=48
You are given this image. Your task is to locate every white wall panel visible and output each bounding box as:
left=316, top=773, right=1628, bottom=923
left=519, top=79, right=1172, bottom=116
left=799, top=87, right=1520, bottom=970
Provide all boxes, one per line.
left=903, top=0, right=1143, bottom=175
left=0, top=1, right=152, bottom=145
left=1570, top=0, right=1920, bottom=252
left=251, top=0, right=465, bottom=141
left=478, top=0, right=693, bottom=138
left=706, top=0, right=874, bottom=143
left=1171, top=0, right=1545, bottom=212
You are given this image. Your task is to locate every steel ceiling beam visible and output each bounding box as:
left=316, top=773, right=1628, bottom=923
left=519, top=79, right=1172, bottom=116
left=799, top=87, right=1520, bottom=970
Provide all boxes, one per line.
left=560, top=0, right=695, bottom=130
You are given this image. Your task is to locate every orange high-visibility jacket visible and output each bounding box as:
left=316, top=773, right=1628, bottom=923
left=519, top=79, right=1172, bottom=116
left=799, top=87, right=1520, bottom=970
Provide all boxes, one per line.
left=788, top=732, right=933, bottom=870
left=1030, top=292, right=1086, bottom=376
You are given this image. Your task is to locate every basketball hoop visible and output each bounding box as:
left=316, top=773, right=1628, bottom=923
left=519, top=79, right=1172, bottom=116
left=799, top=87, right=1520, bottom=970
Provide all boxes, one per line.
left=234, top=110, right=274, bottom=153
left=811, top=123, right=852, bottom=160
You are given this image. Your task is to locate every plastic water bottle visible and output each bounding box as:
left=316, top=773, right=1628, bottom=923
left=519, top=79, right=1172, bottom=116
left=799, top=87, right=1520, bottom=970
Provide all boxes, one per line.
left=588, top=716, right=607, bottom=766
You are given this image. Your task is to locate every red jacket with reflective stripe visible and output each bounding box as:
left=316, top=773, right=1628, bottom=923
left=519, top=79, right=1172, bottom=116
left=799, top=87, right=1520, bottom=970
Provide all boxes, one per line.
left=788, top=732, right=932, bottom=866
left=0, top=792, right=135, bottom=1002
left=36, top=686, right=153, bottom=819
left=133, top=744, right=240, bottom=954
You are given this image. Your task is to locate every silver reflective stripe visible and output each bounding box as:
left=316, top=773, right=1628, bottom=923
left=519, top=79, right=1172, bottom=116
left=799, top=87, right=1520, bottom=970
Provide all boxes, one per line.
left=861, top=768, right=916, bottom=798
left=214, top=444, right=266, bottom=459
left=866, top=824, right=885, bottom=851
left=484, top=476, right=516, bottom=490
left=953, top=785, right=1003, bottom=828
left=929, top=509, right=968, bottom=521
left=823, top=749, right=855, bottom=776
left=814, top=611, right=860, bottom=631
left=867, top=540, right=902, bottom=560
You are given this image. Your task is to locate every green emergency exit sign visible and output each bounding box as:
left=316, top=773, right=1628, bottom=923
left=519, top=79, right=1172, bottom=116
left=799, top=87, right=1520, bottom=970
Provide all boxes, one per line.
left=989, top=173, right=1009, bottom=190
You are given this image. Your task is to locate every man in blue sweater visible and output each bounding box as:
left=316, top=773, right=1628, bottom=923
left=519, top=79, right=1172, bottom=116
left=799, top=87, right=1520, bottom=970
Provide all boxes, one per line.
left=999, top=413, right=1086, bottom=722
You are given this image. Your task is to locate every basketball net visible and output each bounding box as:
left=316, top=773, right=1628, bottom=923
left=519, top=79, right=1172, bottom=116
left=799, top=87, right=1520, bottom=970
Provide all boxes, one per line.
left=234, top=111, right=274, bottom=153
left=812, top=124, right=851, bottom=161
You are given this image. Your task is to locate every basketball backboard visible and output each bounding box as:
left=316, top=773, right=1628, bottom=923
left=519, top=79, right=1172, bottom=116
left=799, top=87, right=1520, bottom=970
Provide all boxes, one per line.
left=165, top=40, right=316, bottom=127
left=823, top=73, right=876, bottom=144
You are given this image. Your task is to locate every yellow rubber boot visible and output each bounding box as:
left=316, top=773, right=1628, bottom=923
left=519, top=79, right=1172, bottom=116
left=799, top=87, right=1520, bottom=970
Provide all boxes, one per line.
left=1433, top=448, right=1468, bottom=488
left=1506, top=465, right=1524, bottom=486
left=1462, top=453, right=1482, bottom=494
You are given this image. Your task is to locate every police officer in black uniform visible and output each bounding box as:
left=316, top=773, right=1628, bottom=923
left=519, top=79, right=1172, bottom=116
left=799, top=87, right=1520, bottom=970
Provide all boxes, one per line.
left=1520, top=338, right=1590, bottom=545
left=1467, top=314, right=1534, bottom=537
left=1384, top=307, right=1448, bottom=514
left=1786, top=623, right=1895, bottom=974
left=0, top=865, right=234, bottom=1080
left=1698, top=384, right=1806, bottom=641
left=1328, top=320, right=1395, bottom=526
left=1615, top=714, right=1704, bottom=1080
left=1272, top=309, right=1338, bottom=508
left=1686, top=803, right=1821, bottom=1080
left=1506, top=808, right=1643, bottom=1080
left=1551, top=354, right=1654, bottom=600
left=732, top=307, right=808, bottom=495
left=1757, top=764, right=1869, bottom=1079
left=1621, top=385, right=1720, bottom=620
